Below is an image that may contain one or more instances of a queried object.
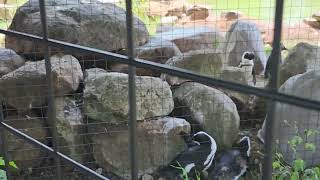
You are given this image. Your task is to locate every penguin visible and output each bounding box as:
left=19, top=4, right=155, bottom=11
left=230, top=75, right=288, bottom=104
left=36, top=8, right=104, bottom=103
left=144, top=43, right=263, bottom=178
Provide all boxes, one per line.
left=239, top=51, right=256, bottom=85
left=158, top=131, right=217, bottom=179
left=264, top=42, right=288, bottom=79
left=208, top=136, right=251, bottom=180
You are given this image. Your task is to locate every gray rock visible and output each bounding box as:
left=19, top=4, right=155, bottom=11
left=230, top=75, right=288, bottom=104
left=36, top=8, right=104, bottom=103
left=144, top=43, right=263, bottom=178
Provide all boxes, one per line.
left=259, top=70, right=320, bottom=166
left=186, top=5, right=209, bottom=20
left=89, top=117, right=190, bottom=179
left=280, top=42, right=320, bottom=85
left=223, top=20, right=267, bottom=75
left=141, top=174, right=154, bottom=180
left=161, top=49, right=223, bottom=86
left=55, top=96, right=85, bottom=163
left=154, top=26, right=223, bottom=53
left=3, top=113, right=48, bottom=170
left=0, top=48, right=25, bottom=76
left=220, top=10, right=243, bottom=21
left=172, top=82, right=240, bottom=148
left=84, top=68, right=174, bottom=123
left=6, top=0, right=148, bottom=58
left=219, top=66, right=249, bottom=106
left=110, top=38, right=182, bottom=76
left=0, top=54, right=83, bottom=111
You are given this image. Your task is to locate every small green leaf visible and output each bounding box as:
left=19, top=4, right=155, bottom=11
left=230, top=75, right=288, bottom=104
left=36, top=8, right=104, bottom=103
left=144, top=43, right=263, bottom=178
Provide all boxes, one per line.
left=288, top=136, right=303, bottom=149
left=293, top=159, right=305, bottom=172
left=273, top=161, right=281, bottom=169
left=305, top=143, right=316, bottom=152
left=0, top=158, right=4, bottom=166
left=8, top=161, right=18, bottom=169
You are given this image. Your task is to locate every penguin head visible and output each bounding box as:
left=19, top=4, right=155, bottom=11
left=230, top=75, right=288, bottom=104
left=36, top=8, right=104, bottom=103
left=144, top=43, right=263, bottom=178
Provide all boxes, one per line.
left=239, top=51, right=255, bottom=68
left=242, top=51, right=255, bottom=61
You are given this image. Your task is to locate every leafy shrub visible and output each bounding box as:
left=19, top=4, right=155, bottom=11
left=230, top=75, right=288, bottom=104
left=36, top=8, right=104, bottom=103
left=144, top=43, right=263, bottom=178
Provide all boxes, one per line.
left=272, top=125, right=320, bottom=180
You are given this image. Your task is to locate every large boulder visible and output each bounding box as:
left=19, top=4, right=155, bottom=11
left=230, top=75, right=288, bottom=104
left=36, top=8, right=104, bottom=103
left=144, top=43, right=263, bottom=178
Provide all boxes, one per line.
left=110, top=37, right=182, bottom=76
left=84, top=68, right=174, bottom=123
left=161, top=49, right=223, bottom=86
left=172, top=82, right=240, bottom=148
left=259, top=70, right=320, bottom=166
left=154, top=26, right=223, bottom=53
left=89, top=117, right=191, bottom=179
left=223, top=20, right=267, bottom=75
left=55, top=96, right=85, bottom=163
left=280, top=42, right=320, bottom=85
left=0, top=48, right=25, bottom=76
left=3, top=113, right=48, bottom=170
left=0, top=54, right=83, bottom=111
left=5, top=0, right=148, bottom=58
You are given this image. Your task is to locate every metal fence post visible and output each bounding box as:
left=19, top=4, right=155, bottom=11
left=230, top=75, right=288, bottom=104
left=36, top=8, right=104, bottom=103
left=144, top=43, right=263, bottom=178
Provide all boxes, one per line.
left=125, top=0, right=138, bottom=179
left=38, top=0, right=62, bottom=179
left=0, top=101, right=11, bottom=180
left=262, top=0, right=285, bottom=179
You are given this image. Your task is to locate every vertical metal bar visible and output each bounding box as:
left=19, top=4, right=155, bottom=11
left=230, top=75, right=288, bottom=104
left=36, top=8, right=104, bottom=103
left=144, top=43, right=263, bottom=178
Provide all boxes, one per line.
left=262, top=0, right=284, bottom=179
left=38, top=0, right=62, bottom=179
left=125, top=0, right=138, bottom=179
left=0, top=101, right=11, bottom=180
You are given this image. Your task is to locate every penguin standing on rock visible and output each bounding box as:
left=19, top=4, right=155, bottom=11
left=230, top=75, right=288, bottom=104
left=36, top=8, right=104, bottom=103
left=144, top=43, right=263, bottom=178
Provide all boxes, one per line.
left=158, top=131, right=217, bottom=179
left=208, top=136, right=251, bottom=180
left=239, top=51, right=256, bottom=85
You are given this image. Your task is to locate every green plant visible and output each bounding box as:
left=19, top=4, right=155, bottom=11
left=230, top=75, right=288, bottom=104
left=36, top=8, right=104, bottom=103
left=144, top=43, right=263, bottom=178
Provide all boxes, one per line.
left=0, top=157, right=18, bottom=180
left=272, top=124, right=320, bottom=180
left=170, top=161, right=201, bottom=180
left=118, top=0, right=161, bottom=36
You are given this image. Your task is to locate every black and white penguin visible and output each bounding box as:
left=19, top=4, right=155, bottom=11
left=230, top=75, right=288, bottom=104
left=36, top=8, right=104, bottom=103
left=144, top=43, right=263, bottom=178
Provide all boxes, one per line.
left=159, top=131, right=217, bottom=179
left=238, top=51, right=256, bottom=85
left=208, top=136, right=251, bottom=180
left=264, top=42, right=288, bottom=79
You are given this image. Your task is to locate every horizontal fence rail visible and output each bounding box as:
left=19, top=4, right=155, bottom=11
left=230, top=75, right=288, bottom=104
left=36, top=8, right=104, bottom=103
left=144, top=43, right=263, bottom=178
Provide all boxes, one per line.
left=0, top=29, right=320, bottom=111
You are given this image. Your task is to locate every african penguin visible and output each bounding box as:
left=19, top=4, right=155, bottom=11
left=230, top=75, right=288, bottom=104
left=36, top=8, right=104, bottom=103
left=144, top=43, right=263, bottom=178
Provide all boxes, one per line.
left=239, top=51, right=256, bottom=85
left=208, top=136, right=251, bottom=180
left=264, top=42, right=288, bottom=79
left=159, top=131, right=217, bottom=179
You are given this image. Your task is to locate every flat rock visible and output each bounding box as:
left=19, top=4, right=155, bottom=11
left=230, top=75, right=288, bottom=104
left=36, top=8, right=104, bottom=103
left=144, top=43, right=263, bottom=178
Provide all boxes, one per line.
left=0, top=54, right=83, bottom=111
left=154, top=26, right=223, bottom=53
left=0, top=48, right=25, bottom=76
left=84, top=68, right=174, bottom=123
left=161, top=49, right=223, bottom=86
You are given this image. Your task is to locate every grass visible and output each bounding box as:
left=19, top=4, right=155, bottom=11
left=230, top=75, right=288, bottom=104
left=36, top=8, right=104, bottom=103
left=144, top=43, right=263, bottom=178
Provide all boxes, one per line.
left=117, top=0, right=161, bottom=36
left=187, top=0, right=320, bottom=24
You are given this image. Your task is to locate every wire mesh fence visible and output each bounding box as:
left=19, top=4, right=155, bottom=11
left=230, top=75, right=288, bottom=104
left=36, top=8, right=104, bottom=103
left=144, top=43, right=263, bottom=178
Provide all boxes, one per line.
left=0, top=0, right=319, bottom=180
